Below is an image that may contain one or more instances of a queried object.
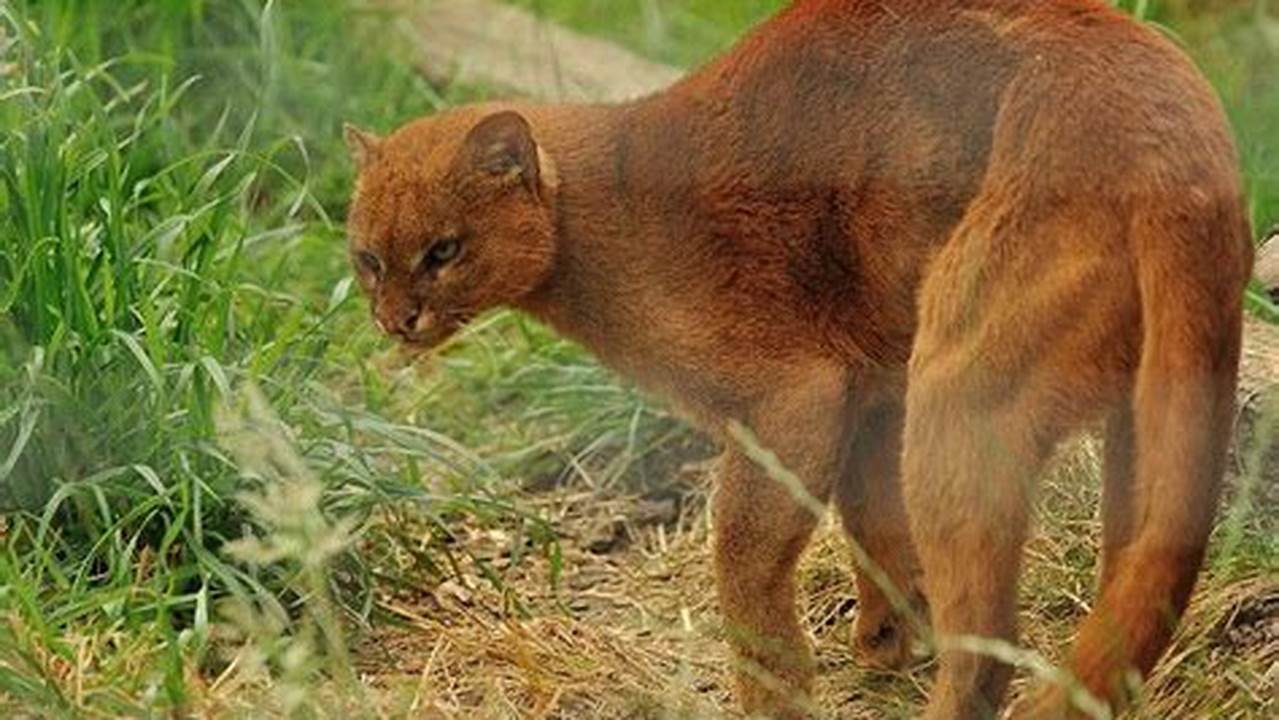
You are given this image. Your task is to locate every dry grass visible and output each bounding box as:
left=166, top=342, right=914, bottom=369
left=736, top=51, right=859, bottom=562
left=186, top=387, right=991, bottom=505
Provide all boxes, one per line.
left=334, top=441, right=1276, bottom=719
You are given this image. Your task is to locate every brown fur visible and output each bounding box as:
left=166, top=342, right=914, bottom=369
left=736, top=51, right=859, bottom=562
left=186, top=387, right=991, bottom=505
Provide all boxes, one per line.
left=343, top=1, right=1253, bottom=717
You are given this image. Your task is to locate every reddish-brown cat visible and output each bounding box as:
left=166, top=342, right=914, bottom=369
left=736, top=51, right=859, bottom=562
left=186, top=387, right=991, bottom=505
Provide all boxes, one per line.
left=343, top=1, right=1253, bottom=717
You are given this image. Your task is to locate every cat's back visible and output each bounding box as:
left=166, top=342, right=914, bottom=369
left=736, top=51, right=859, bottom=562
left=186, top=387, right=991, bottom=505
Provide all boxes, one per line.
left=643, top=0, right=1226, bottom=237
left=662, top=0, right=1199, bottom=168
left=623, top=0, right=1230, bottom=365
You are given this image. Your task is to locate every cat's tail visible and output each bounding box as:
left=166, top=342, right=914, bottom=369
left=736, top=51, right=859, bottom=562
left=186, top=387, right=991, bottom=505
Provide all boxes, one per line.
left=1067, top=190, right=1253, bottom=707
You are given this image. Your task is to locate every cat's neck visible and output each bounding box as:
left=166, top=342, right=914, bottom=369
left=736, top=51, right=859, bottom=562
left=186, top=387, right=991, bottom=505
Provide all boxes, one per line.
left=514, top=99, right=671, bottom=352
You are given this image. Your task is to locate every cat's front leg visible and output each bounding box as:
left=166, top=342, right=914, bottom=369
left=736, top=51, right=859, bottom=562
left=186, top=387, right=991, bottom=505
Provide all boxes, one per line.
left=710, top=361, right=850, bottom=719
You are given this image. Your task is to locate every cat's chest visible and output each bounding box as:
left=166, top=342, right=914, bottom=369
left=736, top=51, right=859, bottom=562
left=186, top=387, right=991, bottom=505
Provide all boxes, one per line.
left=545, top=277, right=822, bottom=430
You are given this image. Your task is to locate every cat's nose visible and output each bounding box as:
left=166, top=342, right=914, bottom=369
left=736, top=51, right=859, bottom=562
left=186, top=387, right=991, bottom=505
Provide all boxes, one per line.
left=375, top=304, right=421, bottom=337
left=393, top=308, right=421, bottom=336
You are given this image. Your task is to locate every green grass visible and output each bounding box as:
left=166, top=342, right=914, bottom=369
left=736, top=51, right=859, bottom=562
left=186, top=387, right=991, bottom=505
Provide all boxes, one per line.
left=507, top=0, right=783, bottom=67
left=0, top=0, right=1275, bottom=717
left=0, top=2, right=567, bottom=715
left=0, top=0, right=694, bottom=711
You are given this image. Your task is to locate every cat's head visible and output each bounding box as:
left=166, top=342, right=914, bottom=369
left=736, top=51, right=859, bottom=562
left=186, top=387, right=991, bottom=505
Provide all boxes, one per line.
left=343, top=108, right=558, bottom=349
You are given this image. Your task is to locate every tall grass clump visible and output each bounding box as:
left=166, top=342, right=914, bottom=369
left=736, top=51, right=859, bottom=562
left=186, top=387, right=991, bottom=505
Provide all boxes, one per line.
left=0, top=2, right=558, bottom=714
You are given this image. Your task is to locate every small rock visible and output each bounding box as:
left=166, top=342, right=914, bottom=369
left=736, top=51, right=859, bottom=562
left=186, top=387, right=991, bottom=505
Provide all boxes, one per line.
left=435, top=579, right=473, bottom=606
left=1256, top=226, right=1279, bottom=299
left=585, top=517, right=627, bottom=555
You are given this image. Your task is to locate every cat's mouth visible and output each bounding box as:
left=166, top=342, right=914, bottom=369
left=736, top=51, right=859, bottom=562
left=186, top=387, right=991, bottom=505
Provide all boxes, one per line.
left=392, top=310, right=475, bottom=352
left=396, top=324, right=457, bottom=351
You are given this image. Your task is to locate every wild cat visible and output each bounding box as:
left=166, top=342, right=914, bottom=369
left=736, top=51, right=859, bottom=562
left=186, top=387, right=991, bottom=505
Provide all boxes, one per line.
left=342, top=1, right=1252, bottom=717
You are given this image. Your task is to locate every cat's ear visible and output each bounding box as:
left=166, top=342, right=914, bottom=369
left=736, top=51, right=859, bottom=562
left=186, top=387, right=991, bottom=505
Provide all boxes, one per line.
left=462, top=111, right=541, bottom=195
left=343, top=123, right=383, bottom=169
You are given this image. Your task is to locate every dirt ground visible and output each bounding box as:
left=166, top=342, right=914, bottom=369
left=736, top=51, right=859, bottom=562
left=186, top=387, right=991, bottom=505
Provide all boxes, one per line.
left=350, top=442, right=1277, bottom=719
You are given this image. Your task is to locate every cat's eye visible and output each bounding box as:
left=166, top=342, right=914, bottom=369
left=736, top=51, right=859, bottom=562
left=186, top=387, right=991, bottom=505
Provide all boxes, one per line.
left=422, top=237, right=462, bottom=271
left=354, top=250, right=382, bottom=278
